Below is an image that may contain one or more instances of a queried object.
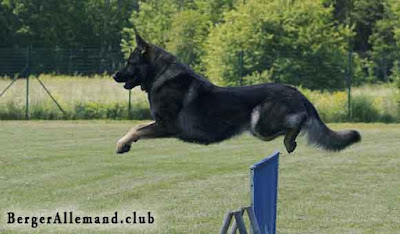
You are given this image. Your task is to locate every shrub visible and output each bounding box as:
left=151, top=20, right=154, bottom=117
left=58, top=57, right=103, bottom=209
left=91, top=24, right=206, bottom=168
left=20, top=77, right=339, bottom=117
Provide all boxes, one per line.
left=350, top=95, right=380, bottom=122
left=300, top=88, right=348, bottom=122
left=203, top=0, right=352, bottom=89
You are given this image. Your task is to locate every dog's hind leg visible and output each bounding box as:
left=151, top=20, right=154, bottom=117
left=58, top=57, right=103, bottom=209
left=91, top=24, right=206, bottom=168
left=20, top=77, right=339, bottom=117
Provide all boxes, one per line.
left=251, top=101, right=308, bottom=153
left=283, top=113, right=307, bottom=153
left=116, top=121, right=173, bottom=154
left=250, top=104, right=286, bottom=141
left=283, top=128, right=300, bottom=153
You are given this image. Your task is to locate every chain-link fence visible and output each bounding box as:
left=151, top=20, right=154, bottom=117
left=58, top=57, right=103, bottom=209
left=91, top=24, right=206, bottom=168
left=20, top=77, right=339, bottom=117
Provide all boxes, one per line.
left=0, top=48, right=399, bottom=122
left=0, top=47, right=124, bottom=76
left=0, top=48, right=354, bottom=121
left=0, top=46, right=132, bottom=120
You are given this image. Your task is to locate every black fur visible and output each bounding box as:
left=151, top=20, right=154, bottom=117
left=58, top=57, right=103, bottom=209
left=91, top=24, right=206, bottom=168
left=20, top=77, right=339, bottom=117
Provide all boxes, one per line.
left=113, top=34, right=361, bottom=153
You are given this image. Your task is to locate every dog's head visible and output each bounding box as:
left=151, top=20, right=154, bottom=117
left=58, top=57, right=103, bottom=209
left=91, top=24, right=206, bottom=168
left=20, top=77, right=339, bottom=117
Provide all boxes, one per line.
left=113, top=31, right=177, bottom=91
left=113, top=33, right=151, bottom=90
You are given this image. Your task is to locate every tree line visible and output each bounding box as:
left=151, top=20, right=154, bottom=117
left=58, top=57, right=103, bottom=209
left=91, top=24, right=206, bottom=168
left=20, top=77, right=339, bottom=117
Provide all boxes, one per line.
left=1, top=0, right=399, bottom=90
left=0, top=0, right=137, bottom=48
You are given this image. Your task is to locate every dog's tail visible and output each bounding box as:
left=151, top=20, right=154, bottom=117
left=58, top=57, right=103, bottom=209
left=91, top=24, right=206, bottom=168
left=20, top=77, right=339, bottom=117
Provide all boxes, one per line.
left=302, top=100, right=361, bottom=151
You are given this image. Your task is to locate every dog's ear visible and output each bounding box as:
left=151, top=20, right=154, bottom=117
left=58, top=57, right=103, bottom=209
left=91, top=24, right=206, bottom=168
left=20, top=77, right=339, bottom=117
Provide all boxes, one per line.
left=133, top=25, right=148, bottom=53
left=136, top=34, right=148, bottom=53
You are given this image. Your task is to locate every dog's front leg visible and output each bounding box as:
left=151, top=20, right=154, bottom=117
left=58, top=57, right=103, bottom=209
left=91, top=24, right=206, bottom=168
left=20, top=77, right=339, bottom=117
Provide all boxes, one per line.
left=116, top=121, right=171, bottom=154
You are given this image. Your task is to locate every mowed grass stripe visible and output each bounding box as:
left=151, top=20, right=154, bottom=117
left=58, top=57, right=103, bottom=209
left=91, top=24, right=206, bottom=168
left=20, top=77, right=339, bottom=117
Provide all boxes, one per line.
left=0, top=121, right=399, bottom=233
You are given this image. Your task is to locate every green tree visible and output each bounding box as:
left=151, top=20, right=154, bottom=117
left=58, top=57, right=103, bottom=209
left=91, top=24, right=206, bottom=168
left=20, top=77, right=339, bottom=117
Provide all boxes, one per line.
left=122, top=0, right=237, bottom=67
left=166, top=10, right=209, bottom=70
left=369, top=0, right=400, bottom=82
left=122, top=0, right=179, bottom=51
left=0, top=1, right=17, bottom=46
left=324, top=0, right=385, bottom=54
left=203, top=0, right=352, bottom=89
left=1, top=0, right=135, bottom=48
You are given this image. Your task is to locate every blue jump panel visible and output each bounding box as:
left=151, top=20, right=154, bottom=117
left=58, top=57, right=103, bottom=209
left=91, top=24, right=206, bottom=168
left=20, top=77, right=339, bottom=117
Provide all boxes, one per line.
left=250, top=151, right=280, bottom=234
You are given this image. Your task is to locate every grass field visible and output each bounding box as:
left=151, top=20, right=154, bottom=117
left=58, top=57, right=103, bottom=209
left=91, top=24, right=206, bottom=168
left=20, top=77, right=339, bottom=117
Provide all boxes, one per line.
left=0, top=121, right=399, bottom=233
left=1, top=75, right=399, bottom=121
left=0, top=75, right=149, bottom=120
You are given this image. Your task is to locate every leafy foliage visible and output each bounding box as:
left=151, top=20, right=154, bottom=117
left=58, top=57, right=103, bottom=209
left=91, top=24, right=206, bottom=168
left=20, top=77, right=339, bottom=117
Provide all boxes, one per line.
left=1, top=0, right=400, bottom=90
left=368, top=0, right=400, bottom=82
left=121, top=0, right=236, bottom=63
left=203, top=0, right=352, bottom=89
left=166, top=10, right=209, bottom=70
left=0, top=0, right=136, bottom=48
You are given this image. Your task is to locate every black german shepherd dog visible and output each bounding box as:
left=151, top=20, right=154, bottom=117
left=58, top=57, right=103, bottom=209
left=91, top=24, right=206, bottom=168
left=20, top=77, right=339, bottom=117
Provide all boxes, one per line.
left=113, top=32, right=361, bottom=154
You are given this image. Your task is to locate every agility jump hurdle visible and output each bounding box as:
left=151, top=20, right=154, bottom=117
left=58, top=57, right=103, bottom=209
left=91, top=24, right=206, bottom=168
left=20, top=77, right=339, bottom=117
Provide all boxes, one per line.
left=220, top=151, right=280, bottom=234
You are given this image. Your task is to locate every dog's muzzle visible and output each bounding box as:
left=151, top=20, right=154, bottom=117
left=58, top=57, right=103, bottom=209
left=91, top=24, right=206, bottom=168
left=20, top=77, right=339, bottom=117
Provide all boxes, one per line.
left=113, top=73, right=125, bottom=83
left=113, top=72, right=140, bottom=90
left=123, top=80, right=137, bottom=89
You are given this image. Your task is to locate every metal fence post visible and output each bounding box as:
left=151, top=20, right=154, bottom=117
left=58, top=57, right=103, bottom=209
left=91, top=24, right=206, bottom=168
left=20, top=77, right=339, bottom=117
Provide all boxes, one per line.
left=25, top=46, right=31, bottom=120
left=128, top=89, right=132, bottom=119
left=347, top=50, right=352, bottom=120
left=346, top=0, right=352, bottom=121
left=26, top=75, right=29, bottom=119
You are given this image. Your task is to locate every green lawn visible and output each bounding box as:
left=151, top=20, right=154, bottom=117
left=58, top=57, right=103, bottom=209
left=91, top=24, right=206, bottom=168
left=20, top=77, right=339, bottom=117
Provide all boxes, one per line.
left=0, top=121, right=399, bottom=233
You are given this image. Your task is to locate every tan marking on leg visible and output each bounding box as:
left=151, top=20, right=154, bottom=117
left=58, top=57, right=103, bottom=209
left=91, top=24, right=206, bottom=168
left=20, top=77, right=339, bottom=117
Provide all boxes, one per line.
left=116, top=121, right=171, bottom=154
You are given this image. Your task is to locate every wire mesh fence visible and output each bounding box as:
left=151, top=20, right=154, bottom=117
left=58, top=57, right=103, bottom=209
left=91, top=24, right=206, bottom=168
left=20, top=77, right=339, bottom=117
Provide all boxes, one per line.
left=0, top=48, right=352, bottom=120
left=0, top=47, right=125, bottom=76
left=1, top=47, right=398, bottom=122
left=0, top=46, right=135, bottom=120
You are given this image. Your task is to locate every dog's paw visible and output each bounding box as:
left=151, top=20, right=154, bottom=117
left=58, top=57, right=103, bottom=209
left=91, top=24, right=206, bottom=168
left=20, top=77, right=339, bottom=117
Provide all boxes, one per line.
left=116, top=140, right=131, bottom=154
left=285, top=141, right=297, bottom=154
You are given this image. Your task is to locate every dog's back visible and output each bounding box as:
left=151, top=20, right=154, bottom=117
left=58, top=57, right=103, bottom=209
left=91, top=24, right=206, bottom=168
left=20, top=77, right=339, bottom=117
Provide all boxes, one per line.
left=176, top=79, right=361, bottom=152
